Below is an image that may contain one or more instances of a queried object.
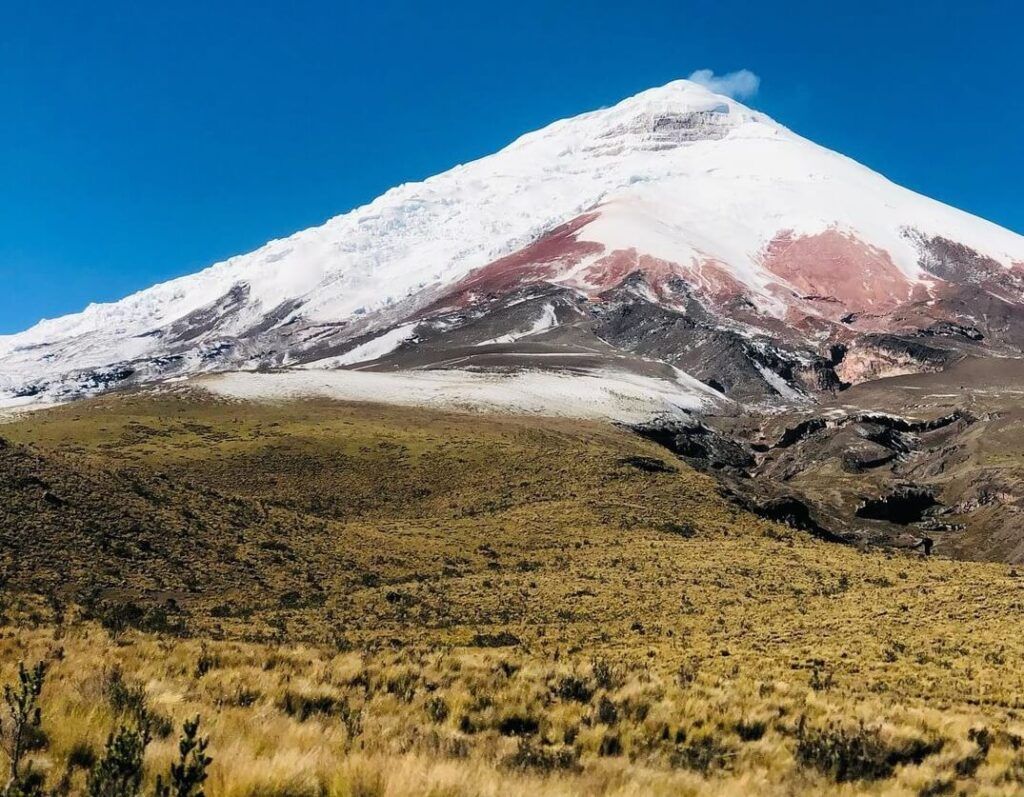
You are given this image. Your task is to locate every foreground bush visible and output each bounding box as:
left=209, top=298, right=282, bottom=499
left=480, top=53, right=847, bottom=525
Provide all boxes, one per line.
left=1, top=660, right=211, bottom=797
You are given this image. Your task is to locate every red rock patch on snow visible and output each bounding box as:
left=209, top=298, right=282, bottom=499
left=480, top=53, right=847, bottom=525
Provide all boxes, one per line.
left=428, top=211, right=748, bottom=315
left=427, top=212, right=605, bottom=311
left=762, top=229, right=917, bottom=316
left=571, top=250, right=744, bottom=305
left=576, top=248, right=644, bottom=291
left=688, top=259, right=747, bottom=303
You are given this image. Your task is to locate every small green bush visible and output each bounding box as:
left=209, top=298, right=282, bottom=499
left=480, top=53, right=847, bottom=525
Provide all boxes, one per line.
left=424, top=696, right=449, bottom=724
left=86, top=724, right=149, bottom=797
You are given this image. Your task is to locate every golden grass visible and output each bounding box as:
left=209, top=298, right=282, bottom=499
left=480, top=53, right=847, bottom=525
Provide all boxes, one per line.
left=6, top=607, right=1024, bottom=796
left=2, top=391, right=1024, bottom=794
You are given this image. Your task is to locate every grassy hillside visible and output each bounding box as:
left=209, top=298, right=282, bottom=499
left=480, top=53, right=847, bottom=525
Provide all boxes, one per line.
left=2, top=390, right=1024, bottom=795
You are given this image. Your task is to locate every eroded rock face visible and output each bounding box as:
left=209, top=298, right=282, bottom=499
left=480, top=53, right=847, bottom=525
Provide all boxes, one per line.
left=774, top=418, right=827, bottom=449
left=919, top=321, right=984, bottom=341
left=841, top=442, right=897, bottom=473
left=591, top=106, right=735, bottom=154
left=835, top=336, right=951, bottom=385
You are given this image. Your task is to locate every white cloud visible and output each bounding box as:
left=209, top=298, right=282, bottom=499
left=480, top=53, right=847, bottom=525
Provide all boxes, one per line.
left=687, top=68, right=761, bottom=100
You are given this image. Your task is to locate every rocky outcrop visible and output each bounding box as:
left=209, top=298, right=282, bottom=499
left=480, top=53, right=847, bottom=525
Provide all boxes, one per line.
left=630, top=417, right=754, bottom=472
left=907, top=230, right=1024, bottom=301
left=856, top=488, right=940, bottom=524
left=738, top=495, right=847, bottom=543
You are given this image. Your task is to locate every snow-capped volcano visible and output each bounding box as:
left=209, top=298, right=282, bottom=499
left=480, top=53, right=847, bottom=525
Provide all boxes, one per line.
left=5, top=79, right=1024, bottom=412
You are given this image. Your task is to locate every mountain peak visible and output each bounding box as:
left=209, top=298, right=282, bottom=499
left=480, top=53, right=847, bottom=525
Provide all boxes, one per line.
left=4, top=82, right=1024, bottom=411
left=622, top=77, right=747, bottom=107
left=510, top=79, right=770, bottom=159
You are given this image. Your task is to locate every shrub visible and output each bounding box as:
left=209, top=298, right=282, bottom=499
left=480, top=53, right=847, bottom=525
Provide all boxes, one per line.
left=193, top=648, right=220, bottom=678
left=278, top=591, right=303, bottom=609
left=4, top=770, right=46, bottom=797
left=670, top=732, right=734, bottom=775
left=224, top=688, right=261, bottom=708
left=598, top=733, right=622, bottom=756
left=591, top=657, right=621, bottom=691
left=278, top=690, right=337, bottom=721
left=497, top=714, right=539, bottom=736
left=918, top=778, right=956, bottom=797
left=104, top=667, right=148, bottom=722
left=553, top=675, right=593, bottom=703
left=470, top=631, right=521, bottom=648
left=1, top=661, right=47, bottom=785
left=95, top=601, right=186, bottom=636
left=677, top=660, right=699, bottom=687
left=794, top=718, right=942, bottom=782
left=67, top=740, right=97, bottom=770
left=339, top=698, right=363, bottom=746
left=20, top=722, right=48, bottom=755
left=502, top=738, right=580, bottom=773
left=596, top=696, right=618, bottom=725
left=86, top=724, right=149, bottom=797
left=809, top=664, right=835, bottom=691
left=735, top=719, right=767, bottom=742
left=103, top=666, right=172, bottom=739
left=660, top=522, right=697, bottom=538
left=383, top=670, right=418, bottom=703
left=154, top=716, right=212, bottom=797
left=424, top=697, right=449, bottom=724
left=955, top=726, right=993, bottom=778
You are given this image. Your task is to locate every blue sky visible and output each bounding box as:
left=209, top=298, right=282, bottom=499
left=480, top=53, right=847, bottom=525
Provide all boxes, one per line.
left=2, top=0, right=1022, bottom=334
